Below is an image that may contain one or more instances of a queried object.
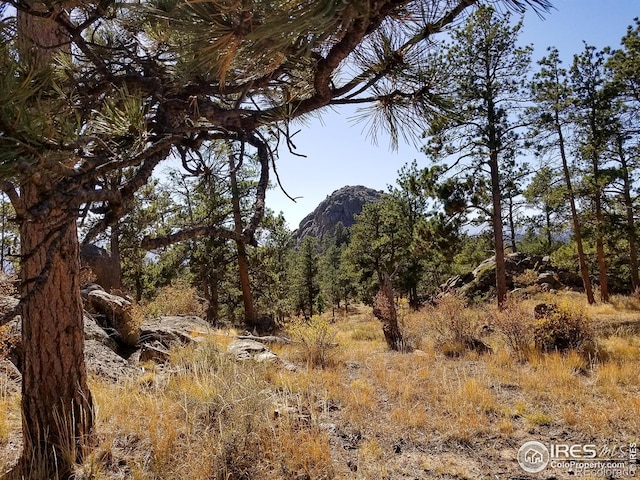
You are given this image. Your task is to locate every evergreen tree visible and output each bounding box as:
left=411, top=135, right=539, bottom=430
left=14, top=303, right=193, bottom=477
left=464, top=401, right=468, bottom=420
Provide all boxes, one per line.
left=290, top=236, right=320, bottom=318
left=528, top=47, right=595, bottom=303
left=570, top=44, right=617, bottom=302
left=607, top=20, right=640, bottom=291
left=251, top=211, right=295, bottom=323
left=424, top=5, right=532, bottom=306
left=522, top=166, right=568, bottom=254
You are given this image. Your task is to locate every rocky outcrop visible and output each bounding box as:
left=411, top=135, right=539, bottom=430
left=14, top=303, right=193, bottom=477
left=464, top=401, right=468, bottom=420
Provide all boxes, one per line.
left=295, top=185, right=382, bottom=240
left=139, top=315, right=211, bottom=346
left=0, top=290, right=213, bottom=383
left=227, top=338, right=278, bottom=362
left=85, top=288, right=139, bottom=347
left=443, top=252, right=583, bottom=300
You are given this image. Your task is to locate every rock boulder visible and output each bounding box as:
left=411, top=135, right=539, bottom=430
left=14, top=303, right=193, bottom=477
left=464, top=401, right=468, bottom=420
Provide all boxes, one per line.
left=86, top=289, right=139, bottom=346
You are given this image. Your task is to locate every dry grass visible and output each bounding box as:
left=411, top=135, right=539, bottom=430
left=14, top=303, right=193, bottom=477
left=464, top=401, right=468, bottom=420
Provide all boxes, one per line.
left=1, top=292, right=639, bottom=479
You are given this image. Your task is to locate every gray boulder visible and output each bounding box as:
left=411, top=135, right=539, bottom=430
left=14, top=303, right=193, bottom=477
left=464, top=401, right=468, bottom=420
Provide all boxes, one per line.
left=86, top=289, right=139, bottom=346
left=84, top=339, right=136, bottom=381
left=227, top=338, right=278, bottom=362
left=537, top=271, right=563, bottom=290
left=0, top=358, right=21, bottom=394
left=139, top=315, right=211, bottom=347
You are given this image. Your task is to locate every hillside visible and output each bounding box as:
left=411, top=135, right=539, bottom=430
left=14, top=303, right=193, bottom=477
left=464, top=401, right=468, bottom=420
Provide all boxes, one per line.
left=2, top=289, right=639, bottom=479
left=295, top=185, right=383, bottom=240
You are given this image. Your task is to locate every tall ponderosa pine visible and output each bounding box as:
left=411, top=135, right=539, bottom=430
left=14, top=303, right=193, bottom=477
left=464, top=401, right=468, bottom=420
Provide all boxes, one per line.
left=425, top=5, right=532, bottom=306
left=529, top=48, right=595, bottom=303
left=346, top=196, right=409, bottom=350
left=571, top=45, right=616, bottom=302
left=607, top=20, right=640, bottom=291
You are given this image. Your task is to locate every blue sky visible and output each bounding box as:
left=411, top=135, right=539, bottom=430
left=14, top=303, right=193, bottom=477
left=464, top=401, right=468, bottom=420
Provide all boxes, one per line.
left=266, top=0, right=640, bottom=229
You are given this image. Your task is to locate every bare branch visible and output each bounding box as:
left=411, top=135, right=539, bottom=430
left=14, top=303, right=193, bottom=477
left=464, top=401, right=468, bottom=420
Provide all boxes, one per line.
left=141, top=226, right=247, bottom=250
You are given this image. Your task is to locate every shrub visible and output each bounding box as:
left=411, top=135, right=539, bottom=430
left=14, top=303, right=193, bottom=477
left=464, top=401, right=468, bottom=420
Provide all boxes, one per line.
left=512, top=269, right=538, bottom=288
left=533, top=301, right=594, bottom=353
left=492, top=302, right=535, bottom=361
left=144, top=280, right=206, bottom=318
left=426, top=295, right=490, bottom=355
left=287, top=316, right=339, bottom=368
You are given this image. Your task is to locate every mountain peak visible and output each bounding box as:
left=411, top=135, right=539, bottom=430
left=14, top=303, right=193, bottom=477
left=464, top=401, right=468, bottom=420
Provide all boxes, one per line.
left=295, top=185, right=383, bottom=240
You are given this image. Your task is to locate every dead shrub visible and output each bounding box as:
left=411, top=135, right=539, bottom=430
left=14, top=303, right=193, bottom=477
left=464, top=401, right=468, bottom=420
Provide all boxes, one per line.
left=512, top=268, right=538, bottom=288
left=145, top=280, right=206, bottom=317
left=492, top=302, right=535, bottom=361
left=426, top=295, right=490, bottom=355
left=287, top=316, right=340, bottom=368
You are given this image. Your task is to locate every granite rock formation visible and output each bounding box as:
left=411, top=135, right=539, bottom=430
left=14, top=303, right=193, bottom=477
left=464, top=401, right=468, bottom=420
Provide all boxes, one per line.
left=295, top=185, right=382, bottom=240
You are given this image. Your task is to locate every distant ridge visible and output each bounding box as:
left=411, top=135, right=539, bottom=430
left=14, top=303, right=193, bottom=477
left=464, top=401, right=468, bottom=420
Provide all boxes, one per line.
left=295, top=185, right=383, bottom=240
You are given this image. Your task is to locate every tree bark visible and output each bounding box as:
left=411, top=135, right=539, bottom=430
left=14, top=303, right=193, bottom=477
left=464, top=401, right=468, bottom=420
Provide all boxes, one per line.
left=15, top=4, right=94, bottom=477
left=544, top=205, right=553, bottom=253
left=489, top=152, right=508, bottom=308
left=372, top=273, right=406, bottom=351
left=109, top=223, right=123, bottom=290
left=19, top=182, right=94, bottom=478
left=592, top=157, right=609, bottom=302
left=485, top=81, right=507, bottom=307
left=228, top=149, right=258, bottom=329
left=508, top=194, right=517, bottom=252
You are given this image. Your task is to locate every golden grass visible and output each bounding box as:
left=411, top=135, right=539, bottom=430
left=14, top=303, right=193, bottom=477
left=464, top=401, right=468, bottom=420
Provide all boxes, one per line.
left=1, top=292, right=639, bottom=478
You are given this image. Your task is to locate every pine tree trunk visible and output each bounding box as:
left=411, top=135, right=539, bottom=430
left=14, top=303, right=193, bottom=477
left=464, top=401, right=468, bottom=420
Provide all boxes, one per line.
left=16, top=5, right=94, bottom=477
left=109, top=223, right=123, bottom=290
left=508, top=195, right=517, bottom=252
left=19, top=182, right=94, bottom=478
left=555, top=114, right=595, bottom=304
left=228, top=152, right=257, bottom=328
left=594, top=196, right=609, bottom=302
left=236, top=241, right=257, bottom=325
left=489, top=153, right=508, bottom=308
left=484, top=69, right=507, bottom=307
left=545, top=206, right=553, bottom=253
left=202, top=270, right=219, bottom=324
left=617, top=137, right=640, bottom=291
left=592, top=156, right=609, bottom=303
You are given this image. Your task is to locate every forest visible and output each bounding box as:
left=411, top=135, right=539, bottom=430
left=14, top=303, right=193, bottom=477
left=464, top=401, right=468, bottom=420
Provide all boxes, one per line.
left=0, top=0, right=639, bottom=478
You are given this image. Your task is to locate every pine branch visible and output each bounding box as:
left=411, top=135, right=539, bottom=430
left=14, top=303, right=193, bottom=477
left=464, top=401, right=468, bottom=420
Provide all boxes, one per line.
left=141, top=226, right=248, bottom=250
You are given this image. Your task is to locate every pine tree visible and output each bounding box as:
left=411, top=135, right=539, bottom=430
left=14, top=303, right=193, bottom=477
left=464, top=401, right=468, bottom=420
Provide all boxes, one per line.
left=522, top=166, right=568, bottom=254
left=529, top=47, right=595, bottom=303
left=570, top=44, right=616, bottom=302
left=424, top=5, right=533, bottom=306
left=290, top=236, right=320, bottom=319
